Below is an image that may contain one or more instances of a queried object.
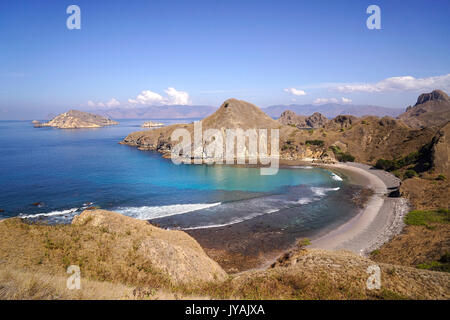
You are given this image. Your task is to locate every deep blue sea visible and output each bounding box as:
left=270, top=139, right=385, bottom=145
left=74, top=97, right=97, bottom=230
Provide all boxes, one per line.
left=0, top=120, right=361, bottom=239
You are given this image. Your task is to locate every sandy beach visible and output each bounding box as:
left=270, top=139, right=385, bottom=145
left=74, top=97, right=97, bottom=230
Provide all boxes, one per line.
left=309, top=162, right=409, bottom=256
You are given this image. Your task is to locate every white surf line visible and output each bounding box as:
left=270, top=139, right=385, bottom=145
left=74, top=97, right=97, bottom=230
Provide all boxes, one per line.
left=116, top=202, right=222, bottom=220
left=310, top=163, right=388, bottom=252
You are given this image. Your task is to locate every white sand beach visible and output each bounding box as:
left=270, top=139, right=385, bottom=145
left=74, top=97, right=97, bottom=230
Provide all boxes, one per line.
left=310, top=162, right=409, bottom=256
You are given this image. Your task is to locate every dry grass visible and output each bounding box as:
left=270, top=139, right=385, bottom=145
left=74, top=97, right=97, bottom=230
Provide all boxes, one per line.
left=0, top=218, right=172, bottom=289
left=1, top=212, right=449, bottom=300
left=0, top=267, right=134, bottom=300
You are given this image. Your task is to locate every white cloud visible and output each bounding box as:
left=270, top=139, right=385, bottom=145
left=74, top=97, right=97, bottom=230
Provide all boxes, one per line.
left=165, top=87, right=191, bottom=105
left=341, top=97, right=352, bottom=104
left=313, top=97, right=338, bottom=104
left=284, top=88, right=306, bottom=96
left=128, top=90, right=164, bottom=105
left=128, top=87, right=191, bottom=106
left=87, top=98, right=120, bottom=108
left=335, top=74, right=450, bottom=93
left=106, top=98, right=120, bottom=107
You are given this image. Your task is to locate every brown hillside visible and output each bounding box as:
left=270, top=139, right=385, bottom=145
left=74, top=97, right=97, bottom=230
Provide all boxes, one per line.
left=0, top=210, right=227, bottom=286
left=122, top=99, right=293, bottom=160
left=398, top=90, right=450, bottom=128
left=282, top=115, right=437, bottom=164
left=1, top=213, right=449, bottom=300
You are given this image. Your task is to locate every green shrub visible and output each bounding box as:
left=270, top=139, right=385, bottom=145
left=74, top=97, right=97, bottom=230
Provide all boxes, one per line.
left=329, top=145, right=355, bottom=162
left=436, top=174, right=447, bottom=181
left=404, top=209, right=449, bottom=228
left=403, top=169, right=417, bottom=179
left=305, top=140, right=324, bottom=147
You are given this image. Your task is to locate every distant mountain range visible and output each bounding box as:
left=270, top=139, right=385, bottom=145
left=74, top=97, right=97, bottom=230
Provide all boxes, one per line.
left=92, top=105, right=217, bottom=120
left=88, top=103, right=403, bottom=120
left=262, top=104, right=404, bottom=119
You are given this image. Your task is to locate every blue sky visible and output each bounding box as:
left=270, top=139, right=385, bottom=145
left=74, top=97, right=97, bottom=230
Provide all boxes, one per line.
left=1, top=0, right=449, bottom=119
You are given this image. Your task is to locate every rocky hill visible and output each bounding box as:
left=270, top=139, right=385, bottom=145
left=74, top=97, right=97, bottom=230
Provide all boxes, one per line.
left=122, top=96, right=445, bottom=166
left=278, top=110, right=329, bottom=128
left=398, top=90, right=450, bottom=128
left=121, top=98, right=290, bottom=162
left=264, top=103, right=403, bottom=118
left=35, top=110, right=118, bottom=129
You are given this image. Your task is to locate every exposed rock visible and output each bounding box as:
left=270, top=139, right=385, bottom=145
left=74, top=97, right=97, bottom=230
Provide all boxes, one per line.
left=398, top=90, right=450, bottom=128
left=306, top=112, right=329, bottom=128
left=278, top=110, right=328, bottom=128
left=326, top=115, right=358, bottom=130
left=278, top=110, right=307, bottom=127
left=415, top=89, right=450, bottom=106
left=430, top=121, right=450, bottom=177
left=142, top=121, right=164, bottom=128
left=35, top=110, right=118, bottom=129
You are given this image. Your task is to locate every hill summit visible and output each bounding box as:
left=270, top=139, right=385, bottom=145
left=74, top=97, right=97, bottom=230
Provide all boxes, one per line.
left=202, top=98, right=280, bottom=129
left=399, top=89, right=450, bottom=128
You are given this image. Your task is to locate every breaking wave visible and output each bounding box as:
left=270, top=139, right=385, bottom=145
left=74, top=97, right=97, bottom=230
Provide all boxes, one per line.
left=310, top=187, right=340, bottom=197
left=330, top=172, right=343, bottom=181
left=115, top=202, right=222, bottom=220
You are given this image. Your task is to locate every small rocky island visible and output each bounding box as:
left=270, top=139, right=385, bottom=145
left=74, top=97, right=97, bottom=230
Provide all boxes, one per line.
left=34, top=110, right=118, bottom=129
left=142, top=121, right=164, bottom=128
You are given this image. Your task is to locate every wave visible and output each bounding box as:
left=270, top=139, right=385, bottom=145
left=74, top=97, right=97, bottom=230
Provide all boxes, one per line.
left=115, top=202, right=221, bottom=220
left=330, top=172, right=343, bottom=181
left=310, top=187, right=340, bottom=197
left=289, top=166, right=313, bottom=169
left=297, top=197, right=314, bottom=205
left=20, top=208, right=80, bottom=219
left=179, top=209, right=278, bottom=230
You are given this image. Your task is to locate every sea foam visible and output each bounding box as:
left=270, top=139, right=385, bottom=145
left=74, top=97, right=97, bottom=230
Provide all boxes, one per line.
left=115, top=202, right=221, bottom=220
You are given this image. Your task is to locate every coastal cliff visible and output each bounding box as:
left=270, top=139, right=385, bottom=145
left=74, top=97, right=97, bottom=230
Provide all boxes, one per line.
left=35, top=110, right=118, bottom=129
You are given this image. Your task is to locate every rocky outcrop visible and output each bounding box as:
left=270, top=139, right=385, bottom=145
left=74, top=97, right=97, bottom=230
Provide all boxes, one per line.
left=306, top=112, right=329, bottom=128
left=430, top=121, right=450, bottom=177
left=278, top=110, right=328, bottom=128
left=278, top=110, right=307, bottom=127
left=72, top=210, right=227, bottom=284
left=399, top=90, right=450, bottom=128
left=35, top=110, right=118, bottom=129
left=415, top=89, right=450, bottom=106
left=326, top=115, right=358, bottom=130
left=142, top=121, right=164, bottom=128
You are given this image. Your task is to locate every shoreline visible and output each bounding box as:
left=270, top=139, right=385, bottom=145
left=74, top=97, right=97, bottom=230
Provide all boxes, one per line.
left=305, top=162, right=409, bottom=256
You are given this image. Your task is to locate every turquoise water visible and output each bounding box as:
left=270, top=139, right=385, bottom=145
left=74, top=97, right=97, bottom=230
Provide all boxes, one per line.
left=0, top=120, right=360, bottom=234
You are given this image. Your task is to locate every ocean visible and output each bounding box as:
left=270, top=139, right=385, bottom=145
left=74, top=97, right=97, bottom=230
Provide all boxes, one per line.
left=0, top=120, right=362, bottom=240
